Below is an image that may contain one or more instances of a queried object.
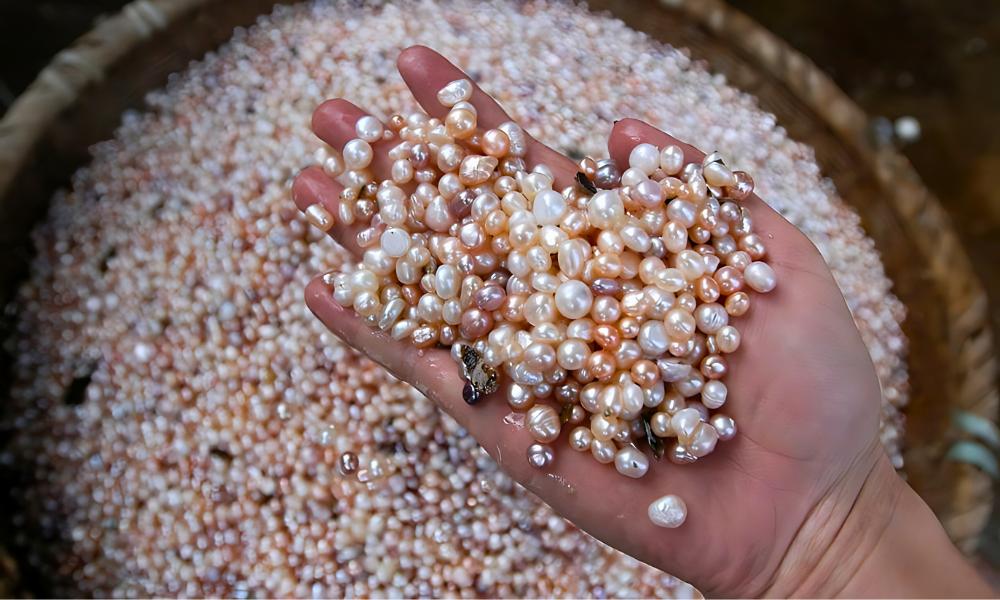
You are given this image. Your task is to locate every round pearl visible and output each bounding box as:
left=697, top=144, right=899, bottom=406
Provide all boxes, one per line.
left=526, top=405, right=561, bottom=443
left=437, top=78, right=473, bottom=106
left=460, top=309, right=494, bottom=339
left=481, top=128, right=510, bottom=158
left=343, top=139, right=373, bottom=170
left=533, top=189, right=567, bottom=225
left=569, top=426, right=593, bottom=451
left=556, top=339, right=589, bottom=370
left=380, top=228, right=411, bottom=257
left=628, top=143, right=660, bottom=176
left=554, top=281, right=593, bottom=320
left=710, top=414, right=738, bottom=441
left=694, top=303, right=728, bottom=334
left=590, top=438, right=616, bottom=464
left=507, top=383, right=534, bottom=411
left=701, top=380, right=728, bottom=409
left=587, top=190, right=625, bottom=229
left=715, top=325, right=741, bottom=353
left=664, top=308, right=696, bottom=340
left=659, top=145, right=685, bottom=175
left=523, top=342, right=557, bottom=372
left=744, top=261, right=777, bottom=293
left=650, top=411, right=672, bottom=436
left=355, top=115, right=384, bottom=142
left=526, top=443, right=555, bottom=469
left=614, top=445, right=650, bottom=478
left=648, top=494, right=687, bottom=528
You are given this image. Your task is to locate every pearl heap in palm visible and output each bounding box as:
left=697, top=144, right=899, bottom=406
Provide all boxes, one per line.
left=317, top=79, right=776, bottom=478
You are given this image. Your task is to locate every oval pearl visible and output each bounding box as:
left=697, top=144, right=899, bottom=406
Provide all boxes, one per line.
left=701, top=380, right=728, bottom=409
left=715, top=325, right=741, bottom=353
left=638, top=320, right=670, bottom=356
left=665, top=308, right=696, bottom=340
left=590, top=438, right=616, bottom=464
left=628, top=143, right=660, bottom=176
left=533, top=189, right=567, bottom=225
left=554, top=281, right=593, bottom=320
left=507, top=383, right=534, bottom=411
left=497, top=121, right=529, bottom=157
left=694, top=303, right=728, bottom=334
left=526, top=405, right=561, bottom=443
left=744, top=261, right=777, bottom=293
left=659, top=145, right=685, bottom=175
left=437, top=78, right=473, bottom=106
left=711, top=414, right=738, bottom=441
left=587, top=190, right=625, bottom=229
left=526, top=443, right=555, bottom=469
left=648, top=494, right=687, bottom=528
left=460, top=308, right=493, bottom=339
left=435, top=265, right=460, bottom=299
left=569, top=426, right=593, bottom=451
left=614, top=445, right=650, bottom=478
left=474, top=285, right=506, bottom=311
left=557, top=339, right=589, bottom=370
left=523, top=292, right=557, bottom=326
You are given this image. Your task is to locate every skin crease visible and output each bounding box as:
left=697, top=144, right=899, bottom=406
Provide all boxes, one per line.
left=292, top=46, right=992, bottom=597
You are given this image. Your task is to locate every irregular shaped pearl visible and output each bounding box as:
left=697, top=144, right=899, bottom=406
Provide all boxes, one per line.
left=689, top=422, right=719, bottom=457
left=569, top=426, right=593, bottom=451
left=703, top=161, right=736, bottom=187
left=305, top=203, right=334, bottom=232
left=533, top=189, right=567, bottom=225
left=435, top=264, right=460, bottom=299
left=497, top=121, right=528, bottom=157
left=507, top=383, right=534, bottom=410
left=343, top=139, right=373, bottom=170
left=710, top=413, right=738, bottom=441
left=744, top=261, right=777, bottom=292
left=526, top=405, right=561, bottom=443
left=523, top=292, right=557, bottom=326
left=628, top=143, right=660, bottom=176
left=648, top=494, right=687, bottom=528
left=590, top=438, right=616, bottom=464
left=614, top=445, right=650, bottom=478
left=554, top=280, right=593, bottom=320
left=638, top=320, right=670, bottom=356
left=587, top=190, right=625, bottom=229
left=437, top=78, right=473, bottom=106
left=694, top=302, right=728, bottom=334
left=380, top=227, right=411, bottom=257
left=526, top=443, right=555, bottom=469
left=355, top=115, right=384, bottom=142
left=671, top=407, right=702, bottom=442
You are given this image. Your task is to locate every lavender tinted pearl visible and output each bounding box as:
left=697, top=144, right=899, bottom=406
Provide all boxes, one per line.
left=526, top=443, right=555, bottom=469
left=593, top=159, right=622, bottom=189
left=474, top=284, right=506, bottom=311
left=448, top=189, right=477, bottom=219
left=590, top=278, right=622, bottom=297
left=460, top=309, right=493, bottom=339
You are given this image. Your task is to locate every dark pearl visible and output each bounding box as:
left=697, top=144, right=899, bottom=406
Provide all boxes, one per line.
left=462, top=382, right=481, bottom=405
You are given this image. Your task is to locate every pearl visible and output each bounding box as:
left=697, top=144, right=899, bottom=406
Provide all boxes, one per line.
left=715, top=325, right=741, bottom=353
left=744, top=261, right=777, bottom=293
left=435, top=265, right=461, bottom=299
left=701, top=380, right=728, bottom=409
left=481, top=129, right=510, bottom=158
left=460, top=309, right=493, bottom=339
left=526, top=405, right=561, bottom=443
left=614, top=445, right=650, bottom=478
left=556, top=339, right=589, bottom=370
left=590, top=439, right=616, bottom=464
left=343, top=139, right=373, bottom=170
left=650, top=411, right=672, bottom=436
left=628, top=143, right=660, bottom=176
left=445, top=108, right=477, bottom=139
left=587, top=190, right=625, bottom=229
left=648, top=494, right=687, bottom=528
left=459, top=155, right=498, bottom=186
left=638, top=320, right=670, bottom=355
left=526, top=443, right=555, bottom=469
left=670, top=443, right=698, bottom=465
left=694, top=303, right=728, bottom=334
left=664, top=308, right=696, bottom=340
left=523, top=292, right=557, bottom=326
left=474, top=285, right=506, bottom=311
left=355, top=115, right=384, bottom=142
left=507, top=383, right=534, bottom=411
left=590, top=296, right=621, bottom=324
left=523, top=342, right=557, bottom=372
left=568, top=427, right=593, bottom=451
left=533, top=189, right=567, bottom=225
left=703, top=161, right=736, bottom=187
left=554, top=281, right=593, bottom=320
left=437, top=78, right=473, bottom=106
left=659, top=145, right=685, bottom=175
left=497, top=121, right=528, bottom=157
left=710, top=414, right=738, bottom=441
left=380, top=227, right=411, bottom=257
left=304, top=203, right=334, bottom=232
left=689, top=422, right=719, bottom=457
left=670, top=407, right=702, bottom=443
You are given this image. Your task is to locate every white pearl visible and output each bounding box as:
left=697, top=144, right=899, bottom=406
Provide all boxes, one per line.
left=648, top=494, right=687, bottom=528
left=620, top=167, right=647, bottom=187
left=435, top=265, right=460, bottom=299
left=526, top=405, right=561, bottom=443
left=532, top=189, right=567, bottom=225
left=355, top=115, right=384, bottom=142
left=587, top=190, right=625, bottom=229
left=380, top=228, right=411, bottom=257
left=694, top=303, right=728, bottom=334
left=590, top=438, right=616, bottom=464
left=744, top=261, right=777, bottom=292
left=659, top=145, right=685, bottom=175
left=526, top=443, right=555, bottom=469
left=670, top=407, right=702, bottom=442
left=689, top=422, right=719, bottom=457
left=703, top=161, right=736, bottom=187
left=638, top=320, right=670, bottom=355
left=566, top=318, right=595, bottom=342
left=343, top=139, right=373, bottom=170
left=523, top=293, right=557, bottom=326
left=614, top=445, right=650, bottom=478
left=554, top=281, right=593, bottom=320
left=710, top=414, right=737, bottom=441
left=557, top=339, right=589, bottom=370
left=628, top=143, right=660, bottom=176
left=619, top=224, right=651, bottom=253
left=557, top=239, right=589, bottom=279
left=701, top=380, right=727, bottom=409
left=568, top=427, right=593, bottom=451
left=620, top=381, right=645, bottom=419
left=715, top=325, right=741, bottom=353
left=497, top=121, right=529, bottom=157
left=507, top=383, right=534, bottom=410
left=437, top=78, right=473, bottom=106
left=424, top=196, right=453, bottom=232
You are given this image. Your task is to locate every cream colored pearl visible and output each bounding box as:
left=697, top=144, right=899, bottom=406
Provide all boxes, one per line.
left=638, top=320, right=670, bottom=355
left=701, top=380, right=727, bottom=409
left=343, top=139, right=373, bottom=170
left=715, top=325, right=741, bottom=353
left=587, top=190, right=625, bottom=229
left=590, top=438, right=616, bottom=464
left=437, top=78, right=473, bottom=106
left=665, top=308, right=696, bottom=340
left=557, top=339, right=589, bottom=370
left=435, top=265, right=461, bottom=299
left=568, top=426, right=593, bottom=451
left=659, top=145, right=685, bottom=175
left=507, top=383, right=534, bottom=411
left=305, top=203, right=334, bottom=232
left=650, top=411, right=672, bottom=436
left=355, top=115, right=384, bottom=142
left=694, top=302, right=728, bottom=334
left=554, top=281, right=593, bottom=320
left=614, top=445, right=650, bottom=478
left=590, top=413, right=618, bottom=441
left=628, top=143, right=660, bottom=176
left=670, top=407, right=702, bottom=443
left=533, top=189, right=567, bottom=225
left=497, top=121, right=528, bottom=157
left=703, top=161, right=736, bottom=187
left=526, top=443, right=555, bottom=469
left=380, top=228, right=411, bottom=257
left=648, top=494, right=687, bottom=528
left=523, top=292, right=557, bottom=326
left=689, top=422, right=719, bottom=457
left=526, top=405, right=561, bottom=443
left=711, top=414, right=737, bottom=441
left=744, top=261, right=777, bottom=292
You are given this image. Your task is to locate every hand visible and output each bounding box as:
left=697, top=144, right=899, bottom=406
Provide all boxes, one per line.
left=292, top=46, right=991, bottom=597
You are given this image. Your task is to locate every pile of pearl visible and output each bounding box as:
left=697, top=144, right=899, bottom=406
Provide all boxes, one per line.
left=319, top=83, right=776, bottom=479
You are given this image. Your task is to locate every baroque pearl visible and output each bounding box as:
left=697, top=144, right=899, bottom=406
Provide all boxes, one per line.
left=711, top=414, right=738, bottom=441
left=526, top=405, right=561, bottom=443
left=744, top=261, right=777, bottom=293
left=569, top=426, right=593, bottom=451
left=648, top=494, right=687, bottom=528
left=614, top=445, right=650, bottom=478
left=437, top=78, right=473, bottom=106
left=526, top=443, right=555, bottom=469
left=507, top=383, right=534, bottom=411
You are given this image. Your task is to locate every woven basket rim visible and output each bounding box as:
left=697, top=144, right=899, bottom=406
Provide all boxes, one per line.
left=0, top=0, right=994, bottom=557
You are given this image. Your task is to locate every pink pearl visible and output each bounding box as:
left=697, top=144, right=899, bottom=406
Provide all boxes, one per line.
left=474, top=284, right=507, bottom=311
left=460, top=309, right=494, bottom=339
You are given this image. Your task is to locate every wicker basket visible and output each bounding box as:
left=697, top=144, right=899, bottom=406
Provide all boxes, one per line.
left=0, top=0, right=996, bottom=591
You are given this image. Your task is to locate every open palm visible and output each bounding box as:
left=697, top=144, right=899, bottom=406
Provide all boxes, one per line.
left=292, top=46, right=889, bottom=597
